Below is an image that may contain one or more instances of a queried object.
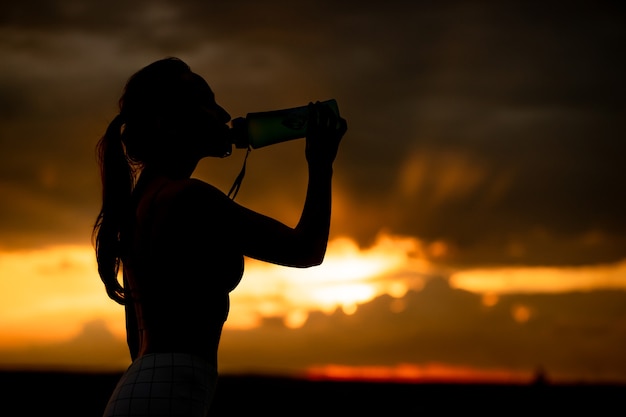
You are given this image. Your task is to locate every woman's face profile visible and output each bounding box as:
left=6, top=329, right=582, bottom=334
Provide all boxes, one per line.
left=181, top=74, right=232, bottom=158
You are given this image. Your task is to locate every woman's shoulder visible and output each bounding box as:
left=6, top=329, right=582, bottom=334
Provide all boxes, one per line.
left=154, top=177, right=218, bottom=196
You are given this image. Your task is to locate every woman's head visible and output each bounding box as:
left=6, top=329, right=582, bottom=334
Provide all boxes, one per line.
left=119, top=57, right=232, bottom=163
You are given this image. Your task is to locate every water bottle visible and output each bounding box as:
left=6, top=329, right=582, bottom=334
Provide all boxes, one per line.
left=229, top=99, right=340, bottom=149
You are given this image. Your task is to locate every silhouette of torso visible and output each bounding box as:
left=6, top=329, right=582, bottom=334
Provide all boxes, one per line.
left=122, top=176, right=243, bottom=364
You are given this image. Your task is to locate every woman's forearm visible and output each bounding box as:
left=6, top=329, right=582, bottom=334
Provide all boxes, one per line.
left=293, top=164, right=334, bottom=265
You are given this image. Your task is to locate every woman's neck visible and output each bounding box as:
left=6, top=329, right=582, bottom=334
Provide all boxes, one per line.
left=141, top=157, right=199, bottom=181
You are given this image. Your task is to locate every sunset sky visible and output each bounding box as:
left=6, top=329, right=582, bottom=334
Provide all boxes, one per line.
left=1, top=1, right=625, bottom=384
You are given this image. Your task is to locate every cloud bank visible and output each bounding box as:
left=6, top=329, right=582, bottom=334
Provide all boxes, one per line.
left=2, top=277, right=625, bottom=383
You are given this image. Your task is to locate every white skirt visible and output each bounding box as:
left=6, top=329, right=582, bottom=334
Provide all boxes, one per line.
left=102, top=352, right=218, bottom=417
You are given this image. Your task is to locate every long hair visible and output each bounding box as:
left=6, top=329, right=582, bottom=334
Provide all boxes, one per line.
left=92, top=57, right=194, bottom=304
left=93, top=114, right=134, bottom=304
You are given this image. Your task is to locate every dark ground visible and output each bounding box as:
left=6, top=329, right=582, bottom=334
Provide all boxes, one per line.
left=0, top=370, right=623, bottom=416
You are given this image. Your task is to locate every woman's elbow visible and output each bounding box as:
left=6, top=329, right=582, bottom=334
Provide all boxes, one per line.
left=298, top=243, right=327, bottom=267
left=271, top=237, right=327, bottom=267
left=302, top=254, right=324, bottom=268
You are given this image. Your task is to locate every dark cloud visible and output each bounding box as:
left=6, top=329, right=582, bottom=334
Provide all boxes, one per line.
left=0, top=1, right=624, bottom=267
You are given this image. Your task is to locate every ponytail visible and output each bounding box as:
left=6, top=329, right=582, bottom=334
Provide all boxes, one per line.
left=93, top=114, right=135, bottom=305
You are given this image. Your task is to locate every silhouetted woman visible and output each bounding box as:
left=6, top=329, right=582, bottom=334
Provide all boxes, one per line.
left=93, top=57, right=346, bottom=416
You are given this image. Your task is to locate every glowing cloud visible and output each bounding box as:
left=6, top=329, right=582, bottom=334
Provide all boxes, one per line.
left=450, top=260, right=626, bottom=294
left=228, top=233, right=438, bottom=328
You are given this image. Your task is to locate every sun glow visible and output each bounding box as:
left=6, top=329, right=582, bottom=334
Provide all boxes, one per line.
left=228, top=233, right=436, bottom=328
left=310, top=283, right=376, bottom=314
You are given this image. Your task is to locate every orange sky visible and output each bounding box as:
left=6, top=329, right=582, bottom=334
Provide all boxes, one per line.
left=2, top=234, right=626, bottom=383
left=1, top=1, right=625, bottom=384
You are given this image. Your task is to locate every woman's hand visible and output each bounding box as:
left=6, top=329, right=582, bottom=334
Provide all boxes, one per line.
left=305, top=101, right=347, bottom=168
